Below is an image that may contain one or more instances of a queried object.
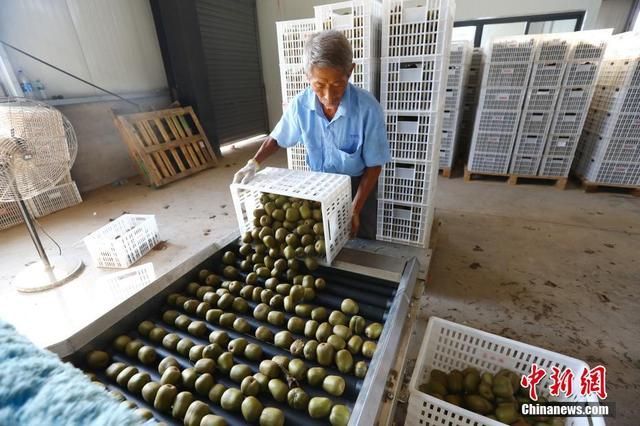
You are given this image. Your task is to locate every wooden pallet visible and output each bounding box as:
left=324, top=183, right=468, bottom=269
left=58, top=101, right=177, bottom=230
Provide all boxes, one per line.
left=579, top=178, right=640, bottom=196
left=438, top=167, right=452, bottom=178
left=464, top=167, right=568, bottom=189
left=114, top=107, right=217, bottom=187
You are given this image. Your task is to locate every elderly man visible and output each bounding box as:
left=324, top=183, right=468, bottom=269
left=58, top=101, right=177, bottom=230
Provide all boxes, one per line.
left=234, top=30, right=390, bottom=239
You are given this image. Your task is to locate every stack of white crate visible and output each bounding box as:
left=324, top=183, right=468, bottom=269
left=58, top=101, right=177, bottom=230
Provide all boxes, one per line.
left=575, top=32, right=640, bottom=188
left=509, top=35, right=570, bottom=176
left=457, top=47, right=484, bottom=162
left=467, top=35, right=536, bottom=174
left=276, top=18, right=317, bottom=172
left=0, top=173, right=82, bottom=231
left=376, top=0, right=454, bottom=247
left=439, top=40, right=472, bottom=175
left=538, top=32, right=608, bottom=177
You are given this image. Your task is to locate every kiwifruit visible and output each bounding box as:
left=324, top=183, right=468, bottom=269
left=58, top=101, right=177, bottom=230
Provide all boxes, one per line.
left=239, top=375, right=260, bottom=397
left=265, top=277, right=278, bottom=290
left=202, top=343, right=224, bottom=360
left=196, top=285, right=214, bottom=300
left=288, top=358, right=308, bottom=381
left=154, top=383, right=178, bottom=412
left=316, top=322, right=333, bottom=342
left=208, top=383, right=227, bottom=404
left=218, top=293, right=235, bottom=310
left=239, top=285, right=254, bottom=299
left=184, top=299, right=199, bottom=314
left=209, top=330, right=230, bottom=347
left=205, top=274, right=221, bottom=287
left=240, top=260, right=253, bottom=272
left=274, top=330, right=294, bottom=349
left=340, top=298, right=359, bottom=315
left=314, top=278, right=326, bottom=290
left=187, top=282, right=201, bottom=295
left=137, top=320, right=155, bottom=337
left=347, top=335, right=363, bottom=355
left=301, top=275, right=313, bottom=288
left=136, top=346, right=155, bottom=365
left=275, top=283, right=291, bottom=295
left=220, top=388, right=244, bottom=412
left=253, top=303, right=270, bottom=321
left=365, top=322, right=383, bottom=339
left=172, top=391, right=194, bottom=420
left=205, top=308, right=222, bottom=323
left=269, top=294, right=284, bottom=310
left=228, top=338, right=248, bottom=355
left=196, top=302, right=211, bottom=318
left=315, top=240, right=326, bottom=255
left=141, top=381, right=161, bottom=404
left=290, top=339, right=305, bottom=357
left=311, top=307, right=328, bottom=321
left=219, top=312, right=236, bottom=328
left=268, top=378, right=289, bottom=402
left=329, top=404, right=351, bottom=426
left=230, top=364, right=253, bottom=383
left=323, top=375, right=346, bottom=396
left=260, top=289, right=274, bottom=303
left=228, top=281, right=243, bottom=295
left=333, top=324, right=352, bottom=340
left=283, top=295, right=294, bottom=312
left=223, top=266, right=238, bottom=279
left=307, top=366, right=327, bottom=387
left=86, top=350, right=109, bottom=369
left=328, top=311, right=347, bottom=326
left=188, top=321, right=208, bottom=338
left=217, top=352, right=234, bottom=373
left=327, top=335, right=346, bottom=351
left=267, top=311, right=285, bottom=326
left=149, top=327, right=168, bottom=343
left=127, top=372, right=151, bottom=393
left=176, top=338, right=195, bottom=356
left=288, top=387, right=310, bottom=411
left=272, top=355, right=290, bottom=369
left=189, top=345, right=205, bottom=362
left=125, top=340, right=145, bottom=358
left=287, top=317, right=305, bottom=334
left=162, top=310, right=180, bottom=325
left=158, top=357, right=179, bottom=375
left=308, top=396, right=332, bottom=419
left=304, top=257, right=319, bottom=271
left=316, top=342, right=335, bottom=367
left=349, top=315, right=366, bottom=335
left=335, top=349, right=354, bottom=374
left=304, top=320, right=319, bottom=338
left=233, top=317, right=251, bottom=334
left=184, top=400, right=210, bottom=426
left=285, top=269, right=297, bottom=281
left=252, top=287, right=263, bottom=302
left=244, top=343, right=263, bottom=361
left=193, top=359, right=215, bottom=378
left=259, top=360, right=281, bottom=379
left=303, top=287, right=316, bottom=302
left=354, top=361, right=368, bottom=378
left=255, top=326, right=274, bottom=342
left=240, top=396, right=263, bottom=423
left=362, top=341, right=377, bottom=358
left=181, top=368, right=198, bottom=390
left=195, top=373, right=215, bottom=396
left=260, top=407, right=285, bottom=426
left=256, top=266, right=270, bottom=278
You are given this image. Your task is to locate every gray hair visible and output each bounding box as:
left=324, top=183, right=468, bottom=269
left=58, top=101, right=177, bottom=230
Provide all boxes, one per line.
left=303, top=30, right=353, bottom=75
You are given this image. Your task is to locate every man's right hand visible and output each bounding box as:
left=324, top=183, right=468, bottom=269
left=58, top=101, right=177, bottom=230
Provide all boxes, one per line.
left=233, top=159, right=259, bottom=184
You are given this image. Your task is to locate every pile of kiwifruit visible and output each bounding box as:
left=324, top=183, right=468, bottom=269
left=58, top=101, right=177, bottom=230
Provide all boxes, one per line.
left=81, top=206, right=384, bottom=425
left=419, top=367, right=564, bottom=425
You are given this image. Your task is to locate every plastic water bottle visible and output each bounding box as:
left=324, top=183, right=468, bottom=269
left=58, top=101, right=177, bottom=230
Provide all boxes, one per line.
left=17, top=69, right=34, bottom=99
left=33, top=80, right=47, bottom=100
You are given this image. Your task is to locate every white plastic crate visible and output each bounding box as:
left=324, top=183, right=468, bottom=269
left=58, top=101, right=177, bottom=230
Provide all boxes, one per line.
left=529, top=61, right=565, bottom=87
left=444, top=87, right=460, bottom=110
left=568, top=34, right=608, bottom=62
left=406, top=317, right=605, bottom=426
left=380, top=55, right=444, bottom=112
left=376, top=199, right=432, bottom=247
left=563, top=61, right=600, bottom=87
left=445, top=64, right=464, bottom=87
left=468, top=150, right=512, bottom=174
left=84, top=214, right=159, bottom=269
left=584, top=161, right=640, bottom=186
left=510, top=155, right=541, bottom=176
left=378, top=160, right=432, bottom=204
left=0, top=202, right=23, bottom=230
left=449, top=40, right=472, bottom=65
left=556, top=87, right=592, bottom=111
left=550, top=110, right=587, bottom=135
left=286, top=144, right=310, bottom=171
left=534, top=36, right=571, bottom=62
left=597, top=58, right=640, bottom=87
left=543, top=134, right=581, bottom=158
left=523, top=87, right=559, bottom=111
left=539, top=155, right=574, bottom=177
left=385, top=111, right=440, bottom=162
left=578, top=132, right=640, bottom=166
left=584, top=109, right=640, bottom=139
left=382, top=0, right=454, bottom=58
left=279, top=65, right=308, bottom=105
left=27, top=181, right=82, bottom=218
left=230, top=167, right=351, bottom=264
left=476, top=110, right=521, bottom=134
left=351, top=58, right=379, bottom=94
left=591, top=85, right=640, bottom=115
left=315, top=0, right=381, bottom=60
left=477, top=87, right=526, bottom=111
left=511, top=133, right=547, bottom=157
left=518, top=110, right=553, bottom=135
left=483, top=62, right=532, bottom=87
left=487, top=35, right=536, bottom=63
left=469, top=131, right=516, bottom=155
left=276, top=18, right=317, bottom=66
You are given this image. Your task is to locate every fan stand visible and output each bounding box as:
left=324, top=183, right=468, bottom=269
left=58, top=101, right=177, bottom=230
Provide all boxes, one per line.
left=12, top=196, right=83, bottom=293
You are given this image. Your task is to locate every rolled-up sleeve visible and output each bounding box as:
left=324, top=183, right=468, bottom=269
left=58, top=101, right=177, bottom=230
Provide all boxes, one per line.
left=270, top=101, right=302, bottom=149
left=363, top=102, right=391, bottom=167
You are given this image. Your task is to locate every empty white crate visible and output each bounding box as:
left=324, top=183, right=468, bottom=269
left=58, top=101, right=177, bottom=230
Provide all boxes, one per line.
left=84, top=214, right=159, bottom=269
left=276, top=18, right=317, bottom=66
left=529, top=61, right=566, bottom=87
left=376, top=199, right=432, bottom=247
left=279, top=65, right=308, bottom=105
left=286, top=144, right=310, bottom=171
left=406, top=317, right=605, bottom=426
left=380, top=55, right=444, bottom=112
left=382, top=0, right=454, bottom=58
left=556, top=87, right=593, bottom=111
left=230, top=167, right=351, bottom=264
left=27, top=181, right=82, bottom=218
left=524, top=87, right=560, bottom=111
left=563, top=61, right=601, bottom=87
left=385, top=111, right=440, bottom=162
left=378, top=160, right=432, bottom=204
left=487, top=36, right=536, bottom=63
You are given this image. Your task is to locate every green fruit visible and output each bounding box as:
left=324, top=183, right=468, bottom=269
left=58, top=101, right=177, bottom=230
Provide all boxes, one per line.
left=355, top=361, right=368, bottom=378
left=187, top=282, right=201, bottom=295
left=347, top=335, right=363, bottom=355
left=253, top=303, right=271, bottom=321
left=205, top=274, right=221, bottom=287
left=189, top=345, right=205, bottom=362
left=208, top=383, right=227, bottom=404
left=196, top=302, right=211, bottom=317
left=255, top=326, right=274, bottom=342
left=288, top=387, right=310, bottom=410
left=290, top=339, right=305, bottom=357
left=137, top=320, right=155, bottom=336
left=154, top=384, right=178, bottom=412
left=313, top=278, right=326, bottom=290
left=444, top=394, right=463, bottom=406
left=495, top=402, right=519, bottom=423
left=348, top=316, right=365, bottom=335
left=309, top=396, right=332, bottom=419
left=209, top=330, right=230, bottom=347
left=430, top=369, right=448, bottom=386
left=268, top=311, right=286, bottom=326
left=241, top=396, right=263, bottom=423
left=365, top=322, right=383, bottom=339
left=171, top=391, right=194, bottom=420
left=316, top=322, right=333, bottom=342
left=362, top=341, right=377, bottom=358
left=223, top=266, right=238, bottom=279
left=304, top=257, right=319, bottom=271
left=233, top=317, right=251, bottom=333
left=185, top=400, right=210, bottom=426
left=329, top=404, right=350, bottom=426
left=230, top=364, right=253, bottom=383
left=241, top=376, right=261, bottom=396
left=287, top=317, right=305, bottom=334
left=229, top=282, right=243, bottom=295
left=176, top=338, right=195, bottom=356
left=283, top=295, right=294, bottom=312
left=303, top=287, right=316, bottom=302
left=340, top=298, right=359, bottom=315
left=220, top=388, right=244, bottom=412
left=116, top=366, right=138, bottom=387
left=492, top=375, right=514, bottom=398
left=127, top=372, right=151, bottom=393
left=140, top=382, right=160, bottom=404
left=269, top=294, right=284, bottom=310
left=218, top=293, right=235, bottom=310
left=315, top=240, right=326, bottom=255
left=272, top=355, right=289, bottom=369
left=304, top=320, right=319, bottom=338
left=333, top=324, right=352, bottom=340
left=252, top=287, right=263, bottom=302
left=268, top=378, right=289, bottom=402
left=195, top=373, right=215, bottom=395
left=276, top=283, right=291, bottom=295
left=162, top=309, right=180, bottom=324
left=303, top=340, right=319, bottom=361
left=265, top=277, right=278, bottom=290
left=86, top=350, right=109, bottom=369
left=259, top=407, right=285, bottom=426
left=335, top=349, right=354, bottom=374
left=217, top=352, right=234, bottom=373
left=464, top=394, right=493, bottom=414
left=205, top=308, right=223, bottom=323
left=288, top=358, right=308, bottom=381
left=301, top=275, right=314, bottom=288
left=316, top=342, right=335, bottom=366
left=257, top=267, right=271, bottom=278
left=182, top=368, right=198, bottom=389
left=478, top=381, right=495, bottom=401
left=240, top=285, right=254, bottom=299
left=327, top=334, right=346, bottom=351
left=188, top=321, right=208, bottom=338
left=328, top=311, right=347, bottom=326
left=307, top=366, right=327, bottom=386
left=160, top=366, right=182, bottom=386
left=418, top=380, right=447, bottom=397
left=244, top=343, right=263, bottom=361
left=202, top=343, right=224, bottom=360
left=157, top=357, right=179, bottom=375
left=195, top=358, right=216, bottom=375
left=323, top=375, right=346, bottom=396
left=184, top=299, right=199, bottom=314
left=253, top=373, right=270, bottom=393
left=274, top=330, right=294, bottom=349
left=259, top=360, right=281, bottom=379
left=263, top=235, right=277, bottom=249
left=201, top=414, right=227, bottom=426
left=246, top=272, right=258, bottom=285
left=293, top=303, right=311, bottom=319
left=464, top=369, right=481, bottom=393
left=125, top=340, right=144, bottom=358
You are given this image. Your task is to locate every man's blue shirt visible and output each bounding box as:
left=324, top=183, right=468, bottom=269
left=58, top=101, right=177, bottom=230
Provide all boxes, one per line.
left=270, top=83, right=391, bottom=177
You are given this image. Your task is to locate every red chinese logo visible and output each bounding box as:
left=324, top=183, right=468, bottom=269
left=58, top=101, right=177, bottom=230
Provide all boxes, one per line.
left=580, top=365, right=608, bottom=399
left=549, top=366, right=574, bottom=397
left=520, top=363, right=546, bottom=401
left=520, top=364, right=608, bottom=401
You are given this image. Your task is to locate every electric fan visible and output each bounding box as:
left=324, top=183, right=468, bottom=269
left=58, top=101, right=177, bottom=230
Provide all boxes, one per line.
left=0, top=97, right=83, bottom=292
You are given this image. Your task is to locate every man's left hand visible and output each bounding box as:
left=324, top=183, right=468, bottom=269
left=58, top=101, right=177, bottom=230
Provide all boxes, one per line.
left=351, top=212, right=360, bottom=238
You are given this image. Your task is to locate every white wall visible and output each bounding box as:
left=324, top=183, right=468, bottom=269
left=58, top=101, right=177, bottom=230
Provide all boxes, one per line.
left=257, top=0, right=607, bottom=130
left=595, top=0, right=635, bottom=33
left=0, top=0, right=167, bottom=98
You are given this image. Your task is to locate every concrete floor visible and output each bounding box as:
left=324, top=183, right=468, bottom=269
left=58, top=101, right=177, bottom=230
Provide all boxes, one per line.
left=0, top=140, right=638, bottom=424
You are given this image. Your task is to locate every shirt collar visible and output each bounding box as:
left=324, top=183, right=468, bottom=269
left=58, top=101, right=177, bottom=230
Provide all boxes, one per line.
left=306, top=83, right=353, bottom=121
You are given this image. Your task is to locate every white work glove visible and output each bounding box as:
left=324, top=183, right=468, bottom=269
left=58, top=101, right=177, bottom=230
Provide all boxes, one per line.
left=233, top=159, right=259, bottom=184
